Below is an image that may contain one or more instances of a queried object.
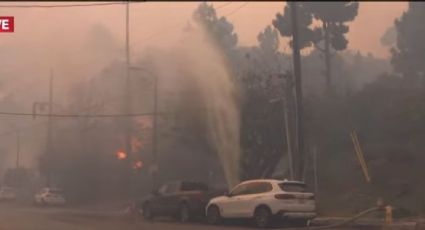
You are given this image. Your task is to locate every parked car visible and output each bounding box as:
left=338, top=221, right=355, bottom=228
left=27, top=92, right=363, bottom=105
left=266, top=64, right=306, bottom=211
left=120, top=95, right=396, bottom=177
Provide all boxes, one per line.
left=0, top=186, right=16, bottom=201
left=34, top=187, right=66, bottom=206
left=206, top=179, right=316, bottom=228
left=139, top=180, right=226, bottom=222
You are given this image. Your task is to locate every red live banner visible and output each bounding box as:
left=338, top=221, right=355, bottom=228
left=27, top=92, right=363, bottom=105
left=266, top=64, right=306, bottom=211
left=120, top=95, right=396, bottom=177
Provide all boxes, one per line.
left=0, top=17, right=14, bottom=32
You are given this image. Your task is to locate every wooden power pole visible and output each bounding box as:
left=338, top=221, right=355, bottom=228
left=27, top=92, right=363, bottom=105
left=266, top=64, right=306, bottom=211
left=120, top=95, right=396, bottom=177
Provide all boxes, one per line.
left=283, top=73, right=295, bottom=180
left=152, top=72, right=159, bottom=190
left=46, top=70, right=54, bottom=186
left=289, top=1, right=305, bottom=181
left=124, top=1, right=132, bottom=163
left=16, top=131, right=20, bottom=169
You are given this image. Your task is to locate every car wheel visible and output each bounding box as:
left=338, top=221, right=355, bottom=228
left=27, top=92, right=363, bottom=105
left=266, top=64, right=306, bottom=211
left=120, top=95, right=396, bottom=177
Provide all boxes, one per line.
left=206, top=205, right=221, bottom=225
left=254, top=206, right=272, bottom=228
left=142, top=203, right=154, bottom=221
left=179, top=203, right=190, bottom=223
left=292, top=219, right=309, bottom=227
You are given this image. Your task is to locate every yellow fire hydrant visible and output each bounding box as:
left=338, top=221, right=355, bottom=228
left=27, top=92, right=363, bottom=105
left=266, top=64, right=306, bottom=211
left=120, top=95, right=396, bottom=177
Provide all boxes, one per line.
left=385, top=205, right=393, bottom=224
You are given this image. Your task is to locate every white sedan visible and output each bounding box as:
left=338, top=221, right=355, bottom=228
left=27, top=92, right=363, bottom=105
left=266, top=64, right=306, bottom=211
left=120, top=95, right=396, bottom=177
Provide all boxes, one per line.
left=34, top=188, right=66, bottom=206
left=206, top=179, right=316, bottom=228
left=0, top=186, right=16, bottom=201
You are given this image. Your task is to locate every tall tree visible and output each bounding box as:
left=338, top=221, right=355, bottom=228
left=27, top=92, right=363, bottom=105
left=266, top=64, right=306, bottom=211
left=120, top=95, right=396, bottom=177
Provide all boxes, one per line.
left=192, top=3, right=238, bottom=54
left=238, top=28, right=290, bottom=180
left=304, top=2, right=359, bottom=93
left=391, top=2, right=425, bottom=80
left=273, top=2, right=359, bottom=93
left=258, top=25, right=280, bottom=57
left=239, top=72, right=287, bottom=180
left=381, top=26, right=397, bottom=48
left=273, top=4, right=322, bottom=50
left=253, top=25, right=286, bottom=75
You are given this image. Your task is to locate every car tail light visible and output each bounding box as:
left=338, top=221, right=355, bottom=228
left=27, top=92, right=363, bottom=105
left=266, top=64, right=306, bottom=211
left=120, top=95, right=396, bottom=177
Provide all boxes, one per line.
left=192, top=191, right=204, bottom=200
left=274, top=194, right=296, bottom=199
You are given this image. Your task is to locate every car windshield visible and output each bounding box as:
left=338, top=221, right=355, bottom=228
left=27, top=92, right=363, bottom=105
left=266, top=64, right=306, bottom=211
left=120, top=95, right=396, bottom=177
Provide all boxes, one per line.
left=278, top=182, right=307, bottom=192
left=181, top=182, right=208, bottom=191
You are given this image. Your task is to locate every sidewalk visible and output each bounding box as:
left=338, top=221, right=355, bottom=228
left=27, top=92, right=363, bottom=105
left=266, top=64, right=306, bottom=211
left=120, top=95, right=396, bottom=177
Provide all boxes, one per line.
left=311, top=217, right=419, bottom=229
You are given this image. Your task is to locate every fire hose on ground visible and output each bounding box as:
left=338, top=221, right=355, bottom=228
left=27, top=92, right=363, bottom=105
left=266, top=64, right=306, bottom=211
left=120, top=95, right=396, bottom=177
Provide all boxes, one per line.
left=298, top=205, right=417, bottom=230
left=303, top=206, right=383, bottom=230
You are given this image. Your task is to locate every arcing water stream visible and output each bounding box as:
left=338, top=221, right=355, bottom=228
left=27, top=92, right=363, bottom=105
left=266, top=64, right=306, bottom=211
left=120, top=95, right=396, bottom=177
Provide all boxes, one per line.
left=144, top=27, right=241, bottom=189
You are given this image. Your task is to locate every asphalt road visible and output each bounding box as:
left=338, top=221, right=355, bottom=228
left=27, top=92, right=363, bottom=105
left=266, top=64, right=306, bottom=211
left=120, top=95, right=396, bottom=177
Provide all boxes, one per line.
left=0, top=202, right=255, bottom=230
left=0, top=202, right=384, bottom=230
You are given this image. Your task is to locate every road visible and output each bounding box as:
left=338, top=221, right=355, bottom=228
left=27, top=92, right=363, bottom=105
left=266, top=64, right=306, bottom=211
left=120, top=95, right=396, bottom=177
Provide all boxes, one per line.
left=0, top=202, right=255, bottom=230
left=0, top=202, right=394, bottom=230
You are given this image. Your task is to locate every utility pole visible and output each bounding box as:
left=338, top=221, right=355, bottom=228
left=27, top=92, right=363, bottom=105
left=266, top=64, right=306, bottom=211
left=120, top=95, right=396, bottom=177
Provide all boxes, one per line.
left=152, top=72, right=159, bottom=190
left=16, top=131, right=20, bottom=169
left=289, top=1, right=305, bottom=181
left=46, top=70, right=54, bottom=186
left=124, top=1, right=132, bottom=162
left=313, top=146, right=318, bottom=197
left=283, top=73, right=294, bottom=180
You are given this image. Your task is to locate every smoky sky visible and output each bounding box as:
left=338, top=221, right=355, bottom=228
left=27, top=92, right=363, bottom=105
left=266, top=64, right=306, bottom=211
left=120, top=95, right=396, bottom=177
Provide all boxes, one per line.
left=0, top=1, right=408, bottom=172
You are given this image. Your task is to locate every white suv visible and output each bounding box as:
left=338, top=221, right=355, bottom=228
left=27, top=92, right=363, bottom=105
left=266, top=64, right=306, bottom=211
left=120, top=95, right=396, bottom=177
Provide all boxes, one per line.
left=206, top=179, right=316, bottom=228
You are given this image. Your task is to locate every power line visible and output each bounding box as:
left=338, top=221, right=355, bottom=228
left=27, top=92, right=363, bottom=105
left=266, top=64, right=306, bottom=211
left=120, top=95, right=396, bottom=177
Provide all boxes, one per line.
left=0, top=111, right=157, bottom=118
left=224, top=2, right=250, bottom=17
left=216, top=2, right=233, bottom=10
left=0, top=72, right=156, bottom=137
left=131, top=2, right=236, bottom=46
left=0, top=1, right=230, bottom=10
left=0, top=2, right=127, bottom=8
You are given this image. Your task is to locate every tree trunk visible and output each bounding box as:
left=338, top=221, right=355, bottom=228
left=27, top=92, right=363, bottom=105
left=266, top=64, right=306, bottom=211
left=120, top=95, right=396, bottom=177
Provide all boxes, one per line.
left=323, top=21, right=333, bottom=94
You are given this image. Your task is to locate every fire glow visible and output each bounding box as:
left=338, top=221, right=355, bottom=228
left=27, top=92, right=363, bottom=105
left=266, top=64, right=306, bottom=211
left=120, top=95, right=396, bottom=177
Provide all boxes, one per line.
left=131, top=137, right=143, bottom=153
left=116, top=150, right=127, bottom=160
left=133, top=160, right=143, bottom=170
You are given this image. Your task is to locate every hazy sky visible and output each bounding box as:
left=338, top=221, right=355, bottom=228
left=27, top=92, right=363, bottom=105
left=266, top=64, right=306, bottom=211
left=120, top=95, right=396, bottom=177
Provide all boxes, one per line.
left=0, top=1, right=409, bottom=115
left=0, top=1, right=409, bottom=103
left=0, top=2, right=407, bottom=58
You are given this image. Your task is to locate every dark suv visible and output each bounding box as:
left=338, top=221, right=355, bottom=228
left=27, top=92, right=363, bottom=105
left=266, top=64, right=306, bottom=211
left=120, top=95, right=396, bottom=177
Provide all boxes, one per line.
left=138, top=180, right=226, bottom=223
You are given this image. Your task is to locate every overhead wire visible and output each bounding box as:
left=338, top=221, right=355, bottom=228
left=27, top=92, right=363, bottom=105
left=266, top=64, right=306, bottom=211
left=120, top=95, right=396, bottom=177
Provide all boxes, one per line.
left=131, top=1, right=235, bottom=46
left=223, top=2, right=250, bottom=17
left=0, top=2, right=127, bottom=8
left=216, top=2, right=234, bottom=10
left=130, top=2, right=249, bottom=50
left=0, top=73, right=163, bottom=134
left=0, top=65, right=160, bottom=136
left=0, top=111, right=156, bottom=118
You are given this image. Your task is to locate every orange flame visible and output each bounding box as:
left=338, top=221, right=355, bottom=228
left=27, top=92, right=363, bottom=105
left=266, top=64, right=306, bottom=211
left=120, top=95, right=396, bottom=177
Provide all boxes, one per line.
left=133, top=160, right=143, bottom=169
left=131, top=137, right=143, bottom=153
left=116, top=150, right=127, bottom=160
